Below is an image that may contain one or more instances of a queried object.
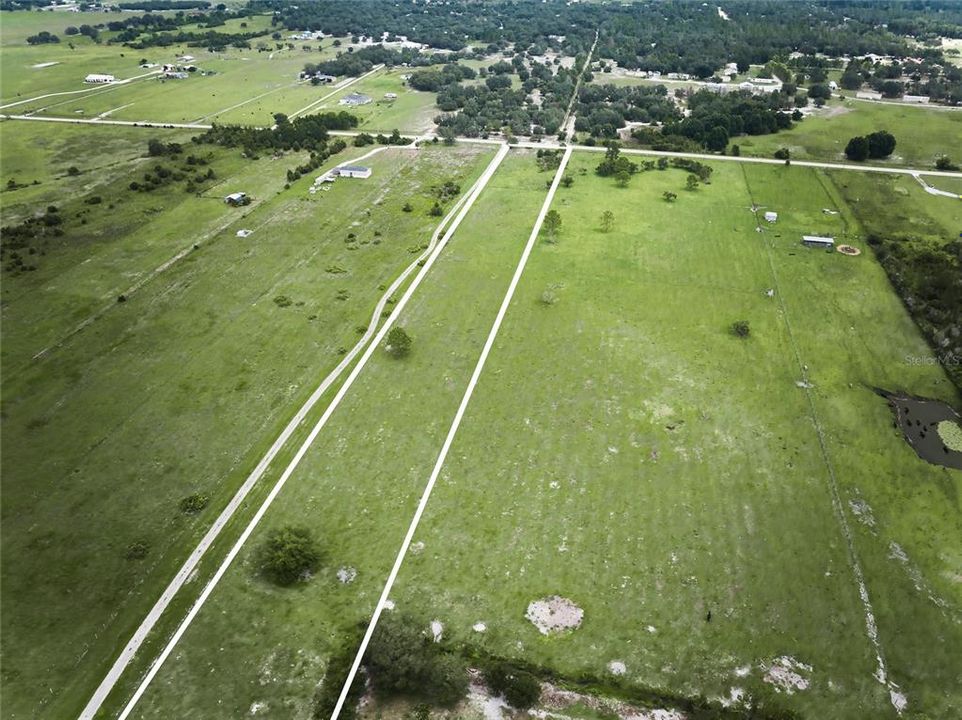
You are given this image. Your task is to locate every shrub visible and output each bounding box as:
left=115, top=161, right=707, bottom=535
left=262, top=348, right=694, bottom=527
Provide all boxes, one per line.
left=84, top=196, right=103, bottom=205
left=257, top=525, right=321, bottom=585
left=124, top=539, right=150, bottom=560
left=773, top=147, right=790, bottom=160
left=483, top=662, right=541, bottom=709
left=402, top=202, right=413, bottom=212
left=731, top=320, right=751, bottom=338
left=273, top=295, right=293, bottom=308
left=67, top=166, right=81, bottom=176
left=178, top=492, right=210, bottom=514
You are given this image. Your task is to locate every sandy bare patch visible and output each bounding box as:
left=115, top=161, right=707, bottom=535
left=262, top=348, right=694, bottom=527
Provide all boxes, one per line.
left=336, top=566, right=357, bottom=584
left=849, top=498, right=875, bottom=527
left=837, top=244, right=861, bottom=256
left=526, top=596, right=583, bottom=635
left=472, top=622, right=487, bottom=633
left=608, top=660, right=627, bottom=675
left=763, top=656, right=812, bottom=694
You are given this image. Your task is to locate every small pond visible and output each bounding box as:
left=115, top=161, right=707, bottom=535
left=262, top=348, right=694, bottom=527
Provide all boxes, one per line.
left=881, top=391, right=962, bottom=471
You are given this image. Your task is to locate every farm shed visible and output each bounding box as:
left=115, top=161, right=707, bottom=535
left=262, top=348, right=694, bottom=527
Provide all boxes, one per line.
left=224, top=192, right=249, bottom=206
left=802, top=235, right=835, bottom=249
left=337, top=166, right=373, bottom=179
left=84, top=73, right=115, bottom=84
left=764, top=212, right=778, bottom=223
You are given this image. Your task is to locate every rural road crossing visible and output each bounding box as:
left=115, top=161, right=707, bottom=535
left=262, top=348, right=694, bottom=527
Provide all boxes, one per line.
left=330, top=146, right=575, bottom=720
left=2, top=111, right=961, bottom=179
left=85, top=143, right=510, bottom=720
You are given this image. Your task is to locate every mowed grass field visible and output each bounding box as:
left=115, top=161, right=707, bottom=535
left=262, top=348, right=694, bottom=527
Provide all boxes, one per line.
left=0, top=131, right=495, bottom=718
left=373, top=157, right=961, bottom=718
left=736, top=99, right=962, bottom=168
left=105, top=151, right=552, bottom=720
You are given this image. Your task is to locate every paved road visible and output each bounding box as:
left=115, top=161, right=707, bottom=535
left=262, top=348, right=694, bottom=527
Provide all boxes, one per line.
left=3, top=111, right=961, bottom=179
left=81, top=143, right=509, bottom=720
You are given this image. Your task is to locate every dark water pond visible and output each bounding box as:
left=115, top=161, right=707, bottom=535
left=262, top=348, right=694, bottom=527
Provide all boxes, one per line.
left=881, top=391, right=962, bottom=471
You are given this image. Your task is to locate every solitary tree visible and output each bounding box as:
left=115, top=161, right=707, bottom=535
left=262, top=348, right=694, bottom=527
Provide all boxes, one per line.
left=542, top=209, right=562, bottom=242
left=385, top=326, right=412, bottom=357
left=866, top=130, right=896, bottom=159
left=615, top=170, right=631, bottom=187
left=731, top=320, right=751, bottom=338
left=560, top=174, right=574, bottom=188
left=685, top=174, right=699, bottom=191
left=257, top=525, right=321, bottom=585
left=662, top=191, right=677, bottom=202
left=600, top=210, right=614, bottom=233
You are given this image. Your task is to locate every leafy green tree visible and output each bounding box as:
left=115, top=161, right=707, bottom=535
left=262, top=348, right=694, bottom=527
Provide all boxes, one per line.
left=615, top=170, right=631, bottom=187
left=386, top=326, right=412, bottom=357
left=257, top=525, right=321, bottom=585
left=364, top=613, right=468, bottom=706
left=662, top=191, right=677, bottom=202
left=844, top=135, right=870, bottom=161
left=601, top=210, right=614, bottom=232
left=542, top=209, right=562, bottom=242
left=866, top=130, right=896, bottom=159
left=685, top=174, right=699, bottom=191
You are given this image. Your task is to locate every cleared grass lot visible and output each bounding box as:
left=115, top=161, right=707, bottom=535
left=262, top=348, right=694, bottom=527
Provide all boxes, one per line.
left=376, top=157, right=961, bottom=718
left=735, top=98, right=962, bottom=168
left=0, top=140, right=494, bottom=719
left=110, top=151, right=549, bottom=720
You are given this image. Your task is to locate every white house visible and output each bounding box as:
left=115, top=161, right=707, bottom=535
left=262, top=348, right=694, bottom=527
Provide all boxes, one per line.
left=902, top=94, right=930, bottom=104
left=856, top=90, right=882, bottom=100
left=828, top=80, right=838, bottom=91
left=84, top=73, right=115, bottom=84
left=802, top=235, right=835, bottom=249
left=336, top=166, right=373, bottom=179
left=339, top=93, right=373, bottom=106
left=764, top=211, right=778, bottom=223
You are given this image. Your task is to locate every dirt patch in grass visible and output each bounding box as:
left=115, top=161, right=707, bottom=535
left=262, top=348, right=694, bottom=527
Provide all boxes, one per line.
left=525, top=596, right=583, bottom=635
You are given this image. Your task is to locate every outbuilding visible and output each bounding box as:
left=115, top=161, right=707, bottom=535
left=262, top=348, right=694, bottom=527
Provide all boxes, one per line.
left=339, top=92, right=373, bottom=106
left=225, top=192, right=249, bottom=206
left=802, top=235, right=835, bottom=249
left=764, top=211, right=778, bottom=223
left=336, top=166, right=373, bottom=179
left=84, top=73, right=115, bottom=84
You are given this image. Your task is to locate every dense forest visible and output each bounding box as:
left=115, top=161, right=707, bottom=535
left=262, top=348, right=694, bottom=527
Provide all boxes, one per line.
left=254, top=0, right=961, bottom=77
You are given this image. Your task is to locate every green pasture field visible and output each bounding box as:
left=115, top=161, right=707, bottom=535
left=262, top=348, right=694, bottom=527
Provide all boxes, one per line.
left=0, top=136, right=495, bottom=719
left=10, top=46, right=341, bottom=124
left=826, top=168, right=962, bottom=248
left=302, top=67, right=440, bottom=134
left=736, top=99, right=962, bottom=168
left=376, top=157, right=961, bottom=719
left=0, top=119, right=194, bottom=223
left=107, top=151, right=551, bottom=720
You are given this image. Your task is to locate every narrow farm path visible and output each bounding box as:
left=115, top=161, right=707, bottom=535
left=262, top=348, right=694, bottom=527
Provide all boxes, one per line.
left=80, top=143, right=510, bottom=720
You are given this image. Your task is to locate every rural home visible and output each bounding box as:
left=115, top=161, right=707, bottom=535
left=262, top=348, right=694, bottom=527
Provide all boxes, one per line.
left=336, top=166, right=373, bottom=179
left=84, top=73, right=115, bottom=84
left=802, top=235, right=835, bottom=249
left=902, top=94, right=930, bottom=104
left=224, top=192, right=249, bottom=206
